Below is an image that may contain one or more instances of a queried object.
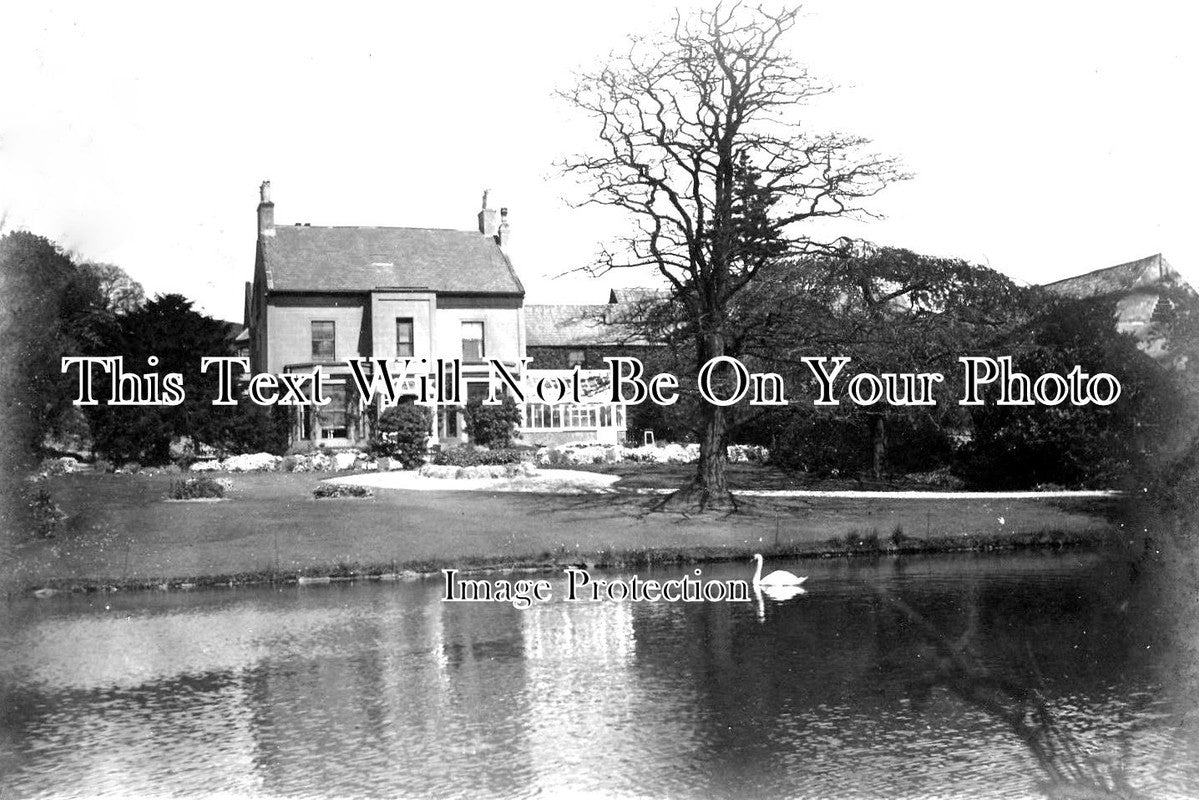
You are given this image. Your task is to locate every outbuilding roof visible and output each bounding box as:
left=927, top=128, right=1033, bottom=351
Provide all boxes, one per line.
left=1042, top=253, right=1180, bottom=299
left=262, top=225, right=523, bottom=295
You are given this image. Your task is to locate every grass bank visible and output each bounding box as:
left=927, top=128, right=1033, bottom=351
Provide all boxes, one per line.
left=6, top=471, right=1123, bottom=595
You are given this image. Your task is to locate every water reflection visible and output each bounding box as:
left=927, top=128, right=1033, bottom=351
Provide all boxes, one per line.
left=1, top=552, right=1196, bottom=799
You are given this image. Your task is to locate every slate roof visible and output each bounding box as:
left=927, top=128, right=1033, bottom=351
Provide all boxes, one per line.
left=262, top=225, right=523, bottom=295
left=524, top=303, right=650, bottom=347
left=1041, top=253, right=1179, bottom=299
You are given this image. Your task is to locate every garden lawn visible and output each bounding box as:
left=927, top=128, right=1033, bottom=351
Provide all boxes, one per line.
left=7, top=471, right=1123, bottom=592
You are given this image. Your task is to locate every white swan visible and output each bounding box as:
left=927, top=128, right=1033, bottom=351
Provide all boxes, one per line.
left=752, top=553, right=807, bottom=587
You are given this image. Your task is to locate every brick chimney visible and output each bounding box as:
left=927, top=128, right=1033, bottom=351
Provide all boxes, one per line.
left=257, top=180, right=275, bottom=237
left=477, top=189, right=497, bottom=236
left=497, top=207, right=511, bottom=248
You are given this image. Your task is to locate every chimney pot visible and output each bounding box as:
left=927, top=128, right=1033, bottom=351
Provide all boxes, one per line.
left=497, top=207, right=511, bottom=248
left=257, top=180, right=275, bottom=237
left=478, top=189, right=498, bottom=236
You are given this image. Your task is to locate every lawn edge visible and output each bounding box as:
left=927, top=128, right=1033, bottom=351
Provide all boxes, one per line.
left=13, top=527, right=1119, bottom=599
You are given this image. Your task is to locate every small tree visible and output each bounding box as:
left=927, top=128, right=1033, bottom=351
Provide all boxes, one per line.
left=463, top=396, right=522, bottom=448
left=371, top=404, right=431, bottom=469
left=84, top=294, right=229, bottom=464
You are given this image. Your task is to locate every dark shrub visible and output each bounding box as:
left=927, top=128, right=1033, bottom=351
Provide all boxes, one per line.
left=29, top=489, right=67, bottom=538
left=770, top=413, right=872, bottom=475
left=370, top=404, right=431, bottom=469
left=168, top=476, right=226, bottom=500
left=463, top=395, right=522, bottom=448
left=882, top=414, right=956, bottom=474
left=313, top=483, right=372, bottom=499
left=207, top=403, right=291, bottom=458
left=770, top=407, right=954, bottom=478
left=432, top=446, right=526, bottom=467
left=953, top=298, right=1187, bottom=489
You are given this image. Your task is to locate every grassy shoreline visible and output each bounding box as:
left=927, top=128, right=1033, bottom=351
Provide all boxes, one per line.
left=7, top=470, right=1125, bottom=597
left=14, top=530, right=1119, bottom=597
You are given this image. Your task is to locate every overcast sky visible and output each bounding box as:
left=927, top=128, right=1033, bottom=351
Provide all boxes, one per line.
left=2, top=0, right=1195, bottom=321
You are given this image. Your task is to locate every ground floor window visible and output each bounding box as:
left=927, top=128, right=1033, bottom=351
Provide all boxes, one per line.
left=298, top=380, right=353, bottom=441
left=318, top=384, right=348, bottom=439
left=441, top=406, right=458, bottom=437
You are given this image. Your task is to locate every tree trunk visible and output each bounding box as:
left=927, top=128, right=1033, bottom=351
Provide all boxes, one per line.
left=665, top=330, right=736, bottom=513
left=666, top=404, right=735, bottom=512
left=872, top=415, right=886, bottom=481
left=692, top=401, right=733, bottom=502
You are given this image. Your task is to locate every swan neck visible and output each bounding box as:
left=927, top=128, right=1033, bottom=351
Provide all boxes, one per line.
left=752, top=555, right=762, bottom=585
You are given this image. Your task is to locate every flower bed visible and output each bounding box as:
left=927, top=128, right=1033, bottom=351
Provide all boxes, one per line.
left=33, top=456, right=90, bottom=480
left=168, top=476, right=229, bottom=500
left=312, top=483, right=373, bottom=499
left=418, top=462, right=538, bottom=480
left=535, top=442, right=769, bottom=467
left=191, top=449, right=374, bottom=473
left=431, top=446, right=529, bottom=467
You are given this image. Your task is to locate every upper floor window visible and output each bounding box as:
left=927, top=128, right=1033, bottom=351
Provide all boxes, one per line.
left=568, top=349, right=586, bottom=368
left=461, top=321, right=485, bottom=360
left=311, top=321, right=335, bottom=361
left=396, top=318, right=414, bottom=357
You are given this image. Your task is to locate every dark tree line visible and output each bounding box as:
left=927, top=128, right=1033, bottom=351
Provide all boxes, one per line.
left=0, top=230, right=286, bottom=470
left=620, top=244, right=1193, bottom=490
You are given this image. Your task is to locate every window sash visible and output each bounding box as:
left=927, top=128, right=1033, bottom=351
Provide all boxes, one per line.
left=311, top=321, right=335, bottom=361
left=318, top=383, right=348, bottom=437
left=396, top=318, right=414, bottom=357
left=461, top=321, right=485, bottom=360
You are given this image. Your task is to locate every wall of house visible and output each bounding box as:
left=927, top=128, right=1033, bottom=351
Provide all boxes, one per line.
left=265, top=294, right=368, bottom=373
left=434, top=296, right=523, bottom=366
left=370, top=291, right=436, bottom=362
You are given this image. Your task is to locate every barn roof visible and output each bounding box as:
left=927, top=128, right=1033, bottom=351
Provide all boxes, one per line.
left=1042, top=253, right=1180, bottom=299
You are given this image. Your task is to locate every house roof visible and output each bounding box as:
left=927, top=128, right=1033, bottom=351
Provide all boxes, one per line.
left=262, top=225, right=523, bottom=295
left=524, top=303, right=650, bottom=347
left=1041, top=253, right=1180, bottom=299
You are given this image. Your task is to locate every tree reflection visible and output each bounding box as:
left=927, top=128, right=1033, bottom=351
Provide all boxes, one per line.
left=876, top=588, right=1148, bottom=799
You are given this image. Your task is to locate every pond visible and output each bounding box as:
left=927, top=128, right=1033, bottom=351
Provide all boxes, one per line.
left=2, top=551, right=1196, bottom=798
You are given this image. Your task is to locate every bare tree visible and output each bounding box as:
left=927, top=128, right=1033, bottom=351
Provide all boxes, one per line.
left=560, top=3, right=904, bottom=509
left=79, top=261, right=146, bottom=316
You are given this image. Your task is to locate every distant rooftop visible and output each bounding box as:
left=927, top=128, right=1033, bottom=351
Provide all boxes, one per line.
left=525, top=288, right=667, bottom=347
left=1041, top=253, right=1186, bottom=299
